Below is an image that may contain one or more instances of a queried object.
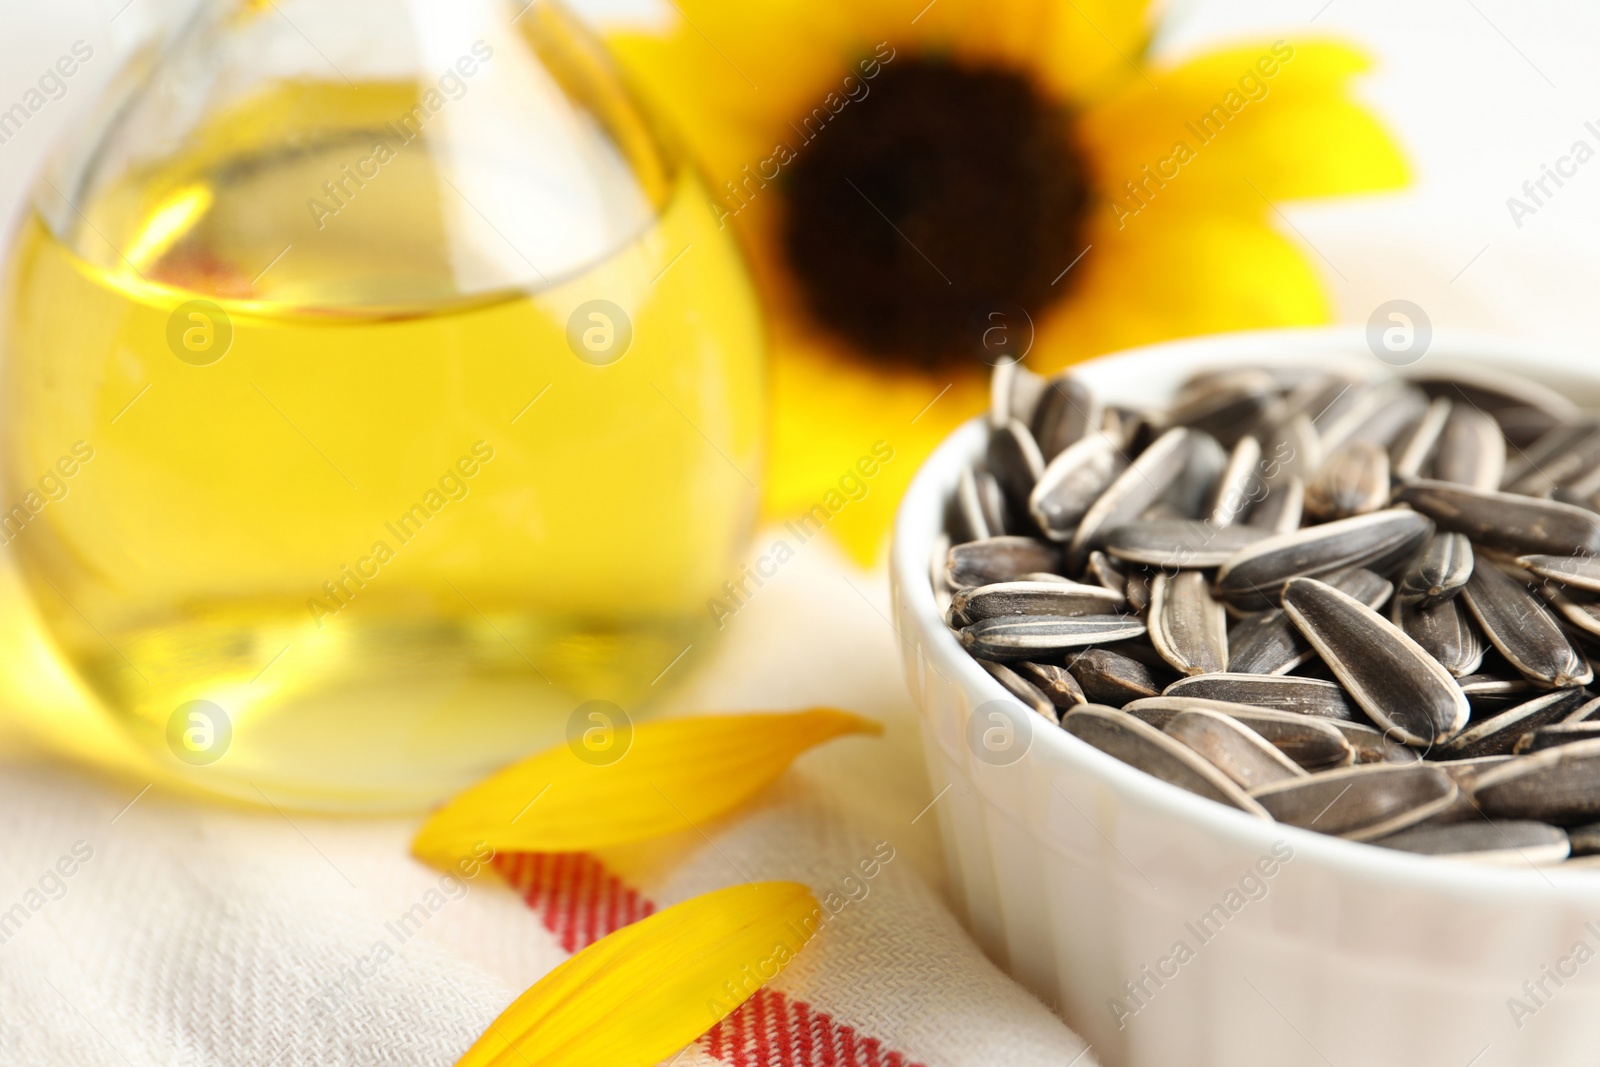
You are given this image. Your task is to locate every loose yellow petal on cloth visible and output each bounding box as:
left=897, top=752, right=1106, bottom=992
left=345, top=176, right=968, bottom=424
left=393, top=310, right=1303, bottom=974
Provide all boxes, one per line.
left=412, top=709, right=881, bottom=865
left=455, top=881, right=820, bottom=1067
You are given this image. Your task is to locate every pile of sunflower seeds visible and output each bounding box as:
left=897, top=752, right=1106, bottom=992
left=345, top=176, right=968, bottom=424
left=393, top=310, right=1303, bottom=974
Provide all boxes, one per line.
left=936, top=358, right=1600, bottom=865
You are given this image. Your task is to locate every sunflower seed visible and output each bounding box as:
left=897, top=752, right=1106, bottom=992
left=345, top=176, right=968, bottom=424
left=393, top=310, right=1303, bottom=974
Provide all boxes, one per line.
left=1458, top=675, right=1536, bottom=719
left=1225, top=611, right=1307, bottom=676
left=1411, top=367, right=1578, bottom=448
left=1335, top=381, right=1432, bottom=451
left=1391, top=595, right=1485, bottom=678
left=1085, top=550, right=1127, bottom=593
left=1309, top=381, right=1379, bottom=453
left=951, top=580, right=1127, bottom=623
left=1215, top=508, right=1433, bottom=609
left=979, top=660, right=1059, bottom=723
left=1148, top=571, right=1229, bottom=676
left=1170, top=433, right=1231, bottom=521
left=1164, top=708, right=1307, bottom=790
left=1250, top=763, right=1458, bottom=841
left=1031, top=375, right=1101, bottom=461
left=1519, top=553, right=1600, bottom=594
left=1394, top=480, right=1600, bottom=557
left=1316, top=564, right=1396, bottom=606
left=1435, top=688, right=1590, bottom=759
left=993, top=358, right=1050, bottom=430
left=1396, top=532, right=1473, bottom=607
left=1014, top=660, right=1088, bottom=709
left=1163, top=672, right=1359, bottom=720
left=1513, top=722, right=1600, bottom=755
left=1474, top=738, right=1600, bottom=824
left=1228, top=567, right=1395, bottom=675
left=1432, top=404, right=1506, bottom=490
left=1028, top=434, right=1124, bottom=542
left=1207, top=435, right=1264, bottom=528
left=1304, top=440, right=1391, bottom=521
left=1068, top=647, right=1164, bottom=706
left=959, top=614, right=1148, bottom=661
left=1333, top=721, right=1420, bottom=765
left=1437, top=754, right=1516, bottom=787
left=1245, top=475, right=1304, bottom=534
left=1242, top=716, right=1357, bottom=769
left=1140, top=501, right=1187, bottom=523
left=1285, top=375, right=1362, bottom=438
left=1016, top=571, right=1073, bottom=584
left=1418, top=755, right=1514, bottom=823
left=1104, top=520, right=1270, bottom=570
left=1567, top=820, right=1600, bottom=855
left=1062, top=706, right=1272, bottom=815
left=1564, top=696, right=1600, bottom=723
left=1068, top=427, right=1201, bottom=568
left=948, top=537, right=1059, bottom=589
left=1281, top=577, right=1470, bottom=746
left=1561, top=448, right=1600, bottom=501
left=1540, top=583, right=1600, bottom=638
left=1507, top=424, right=1600, bottom=497
left=954, top=466, right=1010, bottom=543
left=1119, top=695, right=1200, bottom=730
left=1124, top=570, right=1152, bottom=614
left=1260, top=411, right=1322, bottom=485
left=1372, top=820, right=1569, bottom=864
left=1391, top=395, right=1452, bottom=481
left=987, top=418, right=1046, bottom=503
left=1123, top=696, right=1352, bottom=767
left=1502, top=419, right=1599, bottom=489
left=1163, top=370, right=1279, bottom=447
left=1350, top=382, right=1440, bottom=447
left=1099, top=406, right=1124, bottom=442
left=1461, top=560, right=1593, bottom=688
left=1181, top=364, right=1306, bottom=393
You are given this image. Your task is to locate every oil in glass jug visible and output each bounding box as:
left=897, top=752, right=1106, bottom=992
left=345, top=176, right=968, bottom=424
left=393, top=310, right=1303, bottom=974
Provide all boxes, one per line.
left=0, top=0, right=763, bottom=809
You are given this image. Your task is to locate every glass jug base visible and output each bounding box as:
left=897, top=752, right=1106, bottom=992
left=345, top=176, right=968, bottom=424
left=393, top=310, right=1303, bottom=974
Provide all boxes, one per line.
left=85, top=608, right=710, bottom=811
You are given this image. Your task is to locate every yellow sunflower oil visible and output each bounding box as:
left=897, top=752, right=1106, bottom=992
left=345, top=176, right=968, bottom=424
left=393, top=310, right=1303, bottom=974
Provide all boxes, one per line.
left=0, top=82, right=763, bottom=809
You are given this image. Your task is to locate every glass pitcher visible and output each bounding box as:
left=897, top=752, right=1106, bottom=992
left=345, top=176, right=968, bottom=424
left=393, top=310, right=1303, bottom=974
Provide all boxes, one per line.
left=0, top=0, right=763, bottom=810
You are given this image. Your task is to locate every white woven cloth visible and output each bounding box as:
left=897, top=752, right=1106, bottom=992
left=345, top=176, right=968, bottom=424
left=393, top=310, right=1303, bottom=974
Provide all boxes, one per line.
left=0, top=536, right=1089, bottom=1067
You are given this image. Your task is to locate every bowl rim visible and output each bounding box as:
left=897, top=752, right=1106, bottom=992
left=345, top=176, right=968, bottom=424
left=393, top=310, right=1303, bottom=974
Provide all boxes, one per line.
left=891, top=324, right=1600, bottom=902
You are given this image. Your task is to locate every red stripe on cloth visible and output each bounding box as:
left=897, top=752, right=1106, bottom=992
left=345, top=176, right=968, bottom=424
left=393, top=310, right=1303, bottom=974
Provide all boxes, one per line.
left=495, top=852, right=926, bottom=1067
left=494, top=851, right=654, bottom=953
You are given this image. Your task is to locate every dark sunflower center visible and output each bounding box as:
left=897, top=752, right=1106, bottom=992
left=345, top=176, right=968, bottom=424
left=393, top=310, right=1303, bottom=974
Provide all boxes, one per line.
left=781, top=59, right=1090, bottom=369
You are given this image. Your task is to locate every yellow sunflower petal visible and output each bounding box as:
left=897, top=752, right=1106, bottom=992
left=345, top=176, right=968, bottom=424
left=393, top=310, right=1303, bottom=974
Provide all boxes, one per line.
left=1028, top=209, right=1331, bottom=373
left=607, top=1, right=873, bottom=185
left=1029, top=0, right=1156, bottom=103
left=1081, top=40, right=1407, bottom=209
left=900, top=0, right=1154, bottom=102
left=412, top=709, right=880, bottom=865
left=611, top=14, right=1406, bottom=564
left=762, top=328, right=984, bottom=566
left=610, top=0, right=1157, bottom=193
left=456, top=881, right=819, bottom=1067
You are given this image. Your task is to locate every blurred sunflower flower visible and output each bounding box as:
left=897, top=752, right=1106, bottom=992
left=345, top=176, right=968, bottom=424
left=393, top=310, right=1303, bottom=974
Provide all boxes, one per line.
left=609, top=1, right=1406, bottom=562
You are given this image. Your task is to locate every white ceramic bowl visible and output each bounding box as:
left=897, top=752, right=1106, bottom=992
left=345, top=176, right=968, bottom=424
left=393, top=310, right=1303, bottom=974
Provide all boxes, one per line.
left=891, top=327, right=1600, bottom=1067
